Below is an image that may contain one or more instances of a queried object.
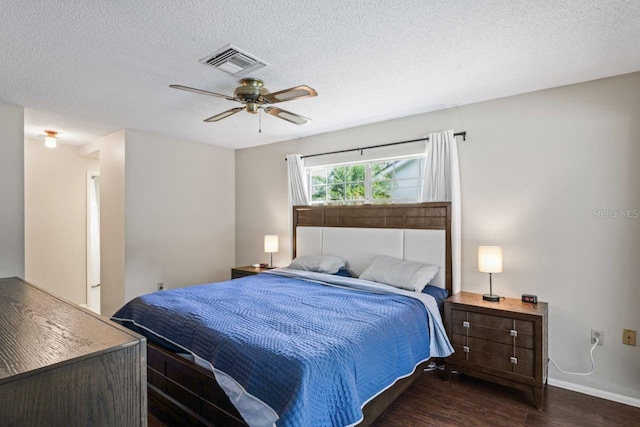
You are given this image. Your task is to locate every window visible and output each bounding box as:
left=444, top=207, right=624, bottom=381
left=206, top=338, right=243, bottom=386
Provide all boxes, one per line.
left=308, top=156, right=425, bottom=204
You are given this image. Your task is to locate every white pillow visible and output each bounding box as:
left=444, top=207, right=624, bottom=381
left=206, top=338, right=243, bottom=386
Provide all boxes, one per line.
left=359, top=255, right=439, bottom=292
left=288, top=254, right=347, bottom=274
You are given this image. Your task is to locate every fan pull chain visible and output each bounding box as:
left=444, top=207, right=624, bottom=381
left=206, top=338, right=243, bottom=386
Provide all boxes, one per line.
left=259, top=108, right=262, bottom=133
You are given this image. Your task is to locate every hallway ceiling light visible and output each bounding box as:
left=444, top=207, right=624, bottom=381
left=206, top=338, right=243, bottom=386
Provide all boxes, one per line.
left=44, top=130, right=58, bottom=148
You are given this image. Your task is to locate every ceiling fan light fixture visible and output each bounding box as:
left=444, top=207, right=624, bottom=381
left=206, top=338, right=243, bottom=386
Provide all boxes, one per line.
left=44, top=130, right=58, bottom=148
left=246, top=103, right=259, bottom=114
left=171, top=78, right=317, bottom=127
left=234, top=78, right=268, bottom=102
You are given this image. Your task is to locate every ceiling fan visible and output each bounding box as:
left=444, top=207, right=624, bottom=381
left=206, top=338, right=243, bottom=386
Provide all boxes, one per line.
left=170, top=78, right=317, bottom=125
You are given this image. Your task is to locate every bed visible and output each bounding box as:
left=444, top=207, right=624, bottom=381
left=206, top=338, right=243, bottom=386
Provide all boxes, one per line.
left=112, top=203, right=454, bottom=426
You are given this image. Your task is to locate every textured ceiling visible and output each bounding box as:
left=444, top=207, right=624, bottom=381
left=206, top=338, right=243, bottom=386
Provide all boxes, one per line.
left=1, top=1, right=639, bottom=149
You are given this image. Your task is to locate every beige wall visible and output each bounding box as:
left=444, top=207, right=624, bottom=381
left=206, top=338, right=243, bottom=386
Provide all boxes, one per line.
left=91, top=129, right=235, bottom=316
left=236, top=72, right=640, bottom=402
left=0, top=102, right=24, bottom=278
left=24, top=139, right=99, bottom=304
left=124, top=130, right=235, bottom=302
left=97, top=130, right=126, bottom=316
left=236, top=141, right=293, bottom=268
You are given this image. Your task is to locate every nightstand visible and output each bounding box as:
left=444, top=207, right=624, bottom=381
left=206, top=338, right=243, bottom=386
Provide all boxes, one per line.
left=231, top=265, right=269, bottom=279
left=444, top=292, right=548, bottom=410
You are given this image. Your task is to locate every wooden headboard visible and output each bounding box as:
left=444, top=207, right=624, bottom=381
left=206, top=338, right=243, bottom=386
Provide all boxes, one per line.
left=292, top=203, right=452, bottom=295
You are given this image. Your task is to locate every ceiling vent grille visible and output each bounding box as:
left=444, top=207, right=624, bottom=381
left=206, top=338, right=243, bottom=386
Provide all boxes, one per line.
left=200, top=44, right=269, bottom=77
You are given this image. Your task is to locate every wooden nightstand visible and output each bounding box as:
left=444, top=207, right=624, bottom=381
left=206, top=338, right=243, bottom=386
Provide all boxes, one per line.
left=444, top=292, right=548, bottom=410
left=231, top=265, right=269, bottom=279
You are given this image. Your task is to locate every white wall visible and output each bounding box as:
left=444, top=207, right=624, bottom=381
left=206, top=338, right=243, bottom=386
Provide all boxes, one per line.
left=0, top=102, right=24, bottom=278
left=24, top=139, right=99, bottom=304
left=236, top=72, right=640, bottom=402
left=124, top=130, right=235, bottom=302
left=97, top=130, right=126, bottom=316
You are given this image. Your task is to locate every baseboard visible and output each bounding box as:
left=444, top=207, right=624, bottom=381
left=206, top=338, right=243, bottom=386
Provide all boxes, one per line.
left=548, top=378, right=640, bottom=408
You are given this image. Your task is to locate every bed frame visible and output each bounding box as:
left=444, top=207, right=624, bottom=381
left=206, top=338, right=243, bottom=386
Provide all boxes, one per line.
left=148, top=202, right=452, bottom=426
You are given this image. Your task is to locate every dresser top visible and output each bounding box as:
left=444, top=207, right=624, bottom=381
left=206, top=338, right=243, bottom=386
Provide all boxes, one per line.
left=447, top=291, right=548, bottom=316
left=0, top=277, right=143, bottom=383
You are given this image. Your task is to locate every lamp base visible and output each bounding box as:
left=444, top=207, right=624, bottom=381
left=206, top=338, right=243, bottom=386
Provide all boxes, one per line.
left=482, top=294, right=501, bottom=302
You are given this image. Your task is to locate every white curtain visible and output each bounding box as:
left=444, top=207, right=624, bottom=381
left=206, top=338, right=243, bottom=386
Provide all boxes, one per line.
left=421, top=130, right=462, bottom=294
left=286, top=154, right=310, bottom=206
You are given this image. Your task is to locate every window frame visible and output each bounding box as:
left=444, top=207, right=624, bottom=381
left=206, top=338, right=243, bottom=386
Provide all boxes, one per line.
left=307, top=154, right=425, bottom=205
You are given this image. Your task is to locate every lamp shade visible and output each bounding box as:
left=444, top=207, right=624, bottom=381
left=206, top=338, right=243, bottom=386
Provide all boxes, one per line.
left=478, top=246, right=503, bottom=273
left=264, top=235, right=279, bottom=253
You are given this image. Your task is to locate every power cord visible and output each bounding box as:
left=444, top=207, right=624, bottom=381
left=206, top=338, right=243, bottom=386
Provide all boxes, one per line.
left=548, top=337, right=599, bottom=376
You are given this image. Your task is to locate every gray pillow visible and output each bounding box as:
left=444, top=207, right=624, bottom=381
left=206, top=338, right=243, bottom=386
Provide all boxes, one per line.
left=288, top=254, right=348, bottom=274
left=359, top=255, right=439, bottom=292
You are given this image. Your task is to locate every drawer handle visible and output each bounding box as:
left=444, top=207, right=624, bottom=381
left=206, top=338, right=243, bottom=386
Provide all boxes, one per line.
left=510, top=357, right=518, bottom=364
left=462, top=321, right=470, bottom=328
left=510, top=329, right=518, bottom=337
left=463, top=346, right=470, bottom=353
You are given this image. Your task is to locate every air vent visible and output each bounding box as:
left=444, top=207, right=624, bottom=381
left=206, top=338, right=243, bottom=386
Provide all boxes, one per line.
left=200, top=44, right=269, bottom=77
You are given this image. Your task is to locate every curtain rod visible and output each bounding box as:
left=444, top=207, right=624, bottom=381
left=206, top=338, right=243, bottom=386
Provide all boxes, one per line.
left=285, top=131, right=466, bottom=161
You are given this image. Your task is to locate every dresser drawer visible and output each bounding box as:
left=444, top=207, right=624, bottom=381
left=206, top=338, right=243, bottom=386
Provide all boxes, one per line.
left=451, top=335, right=534, bottom=363
left=450, top=343, right=534, bottom=377
left=451, top=309, right=534, bottom=349
left=450, top=333, right=535, bottom=376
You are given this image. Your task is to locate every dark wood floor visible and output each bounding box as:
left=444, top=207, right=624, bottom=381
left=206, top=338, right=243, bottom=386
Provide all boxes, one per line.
left=149, top=370, right=640, bottom=426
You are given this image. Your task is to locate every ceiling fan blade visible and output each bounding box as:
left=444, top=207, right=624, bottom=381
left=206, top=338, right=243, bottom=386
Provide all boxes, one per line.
left=264, top=107, right=311, bottom=125
left=264, top=85, right=318, bottom=104
left=170, top=84, right=239, bottom=102
left=204, top=107, right=244, bottom=122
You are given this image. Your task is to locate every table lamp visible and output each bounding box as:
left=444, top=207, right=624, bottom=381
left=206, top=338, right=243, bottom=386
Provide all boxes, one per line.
left=264, top=235, right=279, bottom=268
left=478, top=246, right=502, bottom=302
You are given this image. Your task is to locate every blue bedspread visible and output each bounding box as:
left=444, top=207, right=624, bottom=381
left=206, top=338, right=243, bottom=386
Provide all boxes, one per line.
left=112, top=272, right=451, bottom=427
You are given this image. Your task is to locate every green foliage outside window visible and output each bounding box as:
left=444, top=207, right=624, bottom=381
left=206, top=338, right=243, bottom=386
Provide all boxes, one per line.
left=311, top=164, right=367, bottom=201
left=309, top=157, right=423, bottom=204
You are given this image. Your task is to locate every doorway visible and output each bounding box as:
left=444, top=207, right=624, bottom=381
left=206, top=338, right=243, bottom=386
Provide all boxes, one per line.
left=87, top=171, right=100, bottom=313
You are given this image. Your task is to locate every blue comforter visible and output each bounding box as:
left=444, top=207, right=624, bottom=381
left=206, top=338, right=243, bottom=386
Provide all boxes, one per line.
left=112, top=271, right=452, bottom=427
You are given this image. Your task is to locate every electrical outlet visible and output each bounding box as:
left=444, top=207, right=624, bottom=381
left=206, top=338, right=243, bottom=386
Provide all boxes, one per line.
left=622, top=329, right=636, bottom=346
left=591, top=329, right=604, bottom=345
left=157, top=282, right=164, bottom=291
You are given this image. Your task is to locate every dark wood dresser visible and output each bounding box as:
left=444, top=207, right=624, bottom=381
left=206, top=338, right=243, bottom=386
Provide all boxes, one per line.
left=0, top=277, right=147, bottom=425
left=444, top=292, right=548, bottom=410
